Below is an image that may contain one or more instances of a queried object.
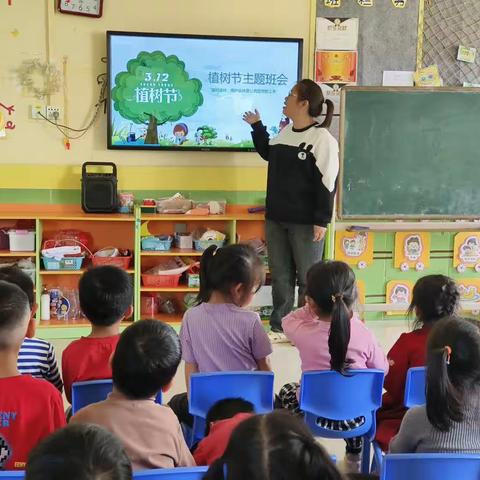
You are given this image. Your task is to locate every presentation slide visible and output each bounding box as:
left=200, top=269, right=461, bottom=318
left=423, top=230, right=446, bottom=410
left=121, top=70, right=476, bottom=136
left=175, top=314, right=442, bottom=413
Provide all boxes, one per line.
left=108, top=33, right=301, bottom=151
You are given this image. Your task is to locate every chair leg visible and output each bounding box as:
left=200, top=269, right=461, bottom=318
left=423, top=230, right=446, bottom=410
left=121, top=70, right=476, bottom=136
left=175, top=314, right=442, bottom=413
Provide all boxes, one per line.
left=370, top=441, right=383, bottom=473
left=361, top=438, right=371, bottom=474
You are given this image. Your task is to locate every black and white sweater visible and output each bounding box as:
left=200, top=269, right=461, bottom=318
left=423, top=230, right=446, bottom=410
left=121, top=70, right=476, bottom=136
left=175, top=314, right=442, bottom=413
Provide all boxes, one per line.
left=251, top=121, right=339, bottom=227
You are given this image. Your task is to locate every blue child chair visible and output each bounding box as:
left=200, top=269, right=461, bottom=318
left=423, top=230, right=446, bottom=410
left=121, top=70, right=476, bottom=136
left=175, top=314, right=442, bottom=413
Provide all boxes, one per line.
left=0, top=473, right=24, bottom=479
left=299, top=369, right=385, bottom=474
left=71, top=379, right=162, bottom=414
left=381, top=453, right=480, bottom=480
left=403, top=366, right=426, bottom=408
left=188, top=371, right=274, bottom=444
left=134, top=467, right=208, bottom=479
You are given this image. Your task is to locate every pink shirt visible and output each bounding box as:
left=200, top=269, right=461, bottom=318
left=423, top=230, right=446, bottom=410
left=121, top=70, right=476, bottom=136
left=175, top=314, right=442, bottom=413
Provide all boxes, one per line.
left=282, top=306, right=389, bottom=374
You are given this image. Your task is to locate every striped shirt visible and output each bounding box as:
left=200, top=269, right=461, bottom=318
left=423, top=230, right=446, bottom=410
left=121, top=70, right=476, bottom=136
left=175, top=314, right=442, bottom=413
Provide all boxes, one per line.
left=179, top=303, right=272, bottom=372
left=18, top=337, right=63, bottom=392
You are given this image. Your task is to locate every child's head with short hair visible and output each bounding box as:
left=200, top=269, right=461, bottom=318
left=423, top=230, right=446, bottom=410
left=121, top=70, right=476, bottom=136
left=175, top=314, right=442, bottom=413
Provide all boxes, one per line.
left=0, top=266, right=35, bottom=308
left=198, top=244, right=265, bottom=307
left=305, top=260, right=357, bottom=374
left=426, top=316, right=480, bottom=432
left=25, top=423, right=132, bottom=480
left=79, top=266, right=133, bottom=327
left=112, top=319, right=181, bottom=399
left=205, top=398, right=255, bottom=435
left=204, top=411, right=343, bottom=480
left=408, top=275, right=459, bottom=329
left=0, top=280, right=32, bottom=351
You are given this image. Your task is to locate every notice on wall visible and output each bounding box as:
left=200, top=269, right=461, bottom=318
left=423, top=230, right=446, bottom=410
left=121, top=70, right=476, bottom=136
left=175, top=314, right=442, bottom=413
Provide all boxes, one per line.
left=316, top=17, right=359, bottom=51
left=316, top=51, right=357, bottom=84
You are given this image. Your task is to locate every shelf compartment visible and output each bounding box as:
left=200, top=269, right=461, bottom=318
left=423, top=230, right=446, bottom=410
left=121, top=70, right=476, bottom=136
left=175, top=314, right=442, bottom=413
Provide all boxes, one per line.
left=141, top=249, right=202, bottom=256
left=40, top=269, right=135, bottom=275
left=0, top=250, right=36, bottom=257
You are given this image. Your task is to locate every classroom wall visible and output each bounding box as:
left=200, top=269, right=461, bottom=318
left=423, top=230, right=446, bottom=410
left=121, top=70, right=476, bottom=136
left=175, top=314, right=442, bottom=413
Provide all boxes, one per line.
left=0, top=0, right=314, bottom=204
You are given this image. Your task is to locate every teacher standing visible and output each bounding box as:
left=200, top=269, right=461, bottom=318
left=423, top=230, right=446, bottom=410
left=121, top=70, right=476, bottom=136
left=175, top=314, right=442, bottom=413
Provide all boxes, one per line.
left=243, top=79, right=339, bottom=343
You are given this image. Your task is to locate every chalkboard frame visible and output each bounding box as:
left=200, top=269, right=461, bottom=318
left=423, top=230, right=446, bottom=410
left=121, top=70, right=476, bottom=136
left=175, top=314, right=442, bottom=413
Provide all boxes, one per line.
left=338, top=85, right=480, bottom=220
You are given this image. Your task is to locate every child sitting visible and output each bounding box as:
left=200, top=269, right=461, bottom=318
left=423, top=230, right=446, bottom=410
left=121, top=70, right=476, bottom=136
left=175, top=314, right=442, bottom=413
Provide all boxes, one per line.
left=279, top=260, right=388, bottom=473
left=203, top=411, right=343, bottom=480
left=390, top=316, right=480, bottom=453
left=62, top=265, right=133, bottom=403
left=0, top=281, right=65, bottom=470
left=25, top=423, right=132, bottom=480
left=71, top=319, right=195, bottom=470
left=194, top=398, right=255, bottom=465
left=0, top=267, right=63, bottom=392
left=376, top=275, right=459, bottom=450
left=169, top=244, right=272, bottom=425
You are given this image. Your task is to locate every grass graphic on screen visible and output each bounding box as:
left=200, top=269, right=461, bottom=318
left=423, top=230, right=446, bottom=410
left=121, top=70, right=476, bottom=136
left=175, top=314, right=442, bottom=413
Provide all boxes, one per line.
left=112, top=51, right=203, bottom=144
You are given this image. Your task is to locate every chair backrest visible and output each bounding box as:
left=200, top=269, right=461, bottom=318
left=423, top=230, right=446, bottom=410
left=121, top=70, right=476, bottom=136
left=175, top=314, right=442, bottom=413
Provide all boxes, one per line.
left=299, top=369, right=385, bottom=439
left=381, top=454, right=480, bottom=480
left=134, top=467, right=208, bottom=479
left=71, top=379, right=162, bottom=414
left=404, top=366, right=426, bottom=408
left=0, top=473, right=24, bottom=479
left=189, top=371, right=274, bottom=441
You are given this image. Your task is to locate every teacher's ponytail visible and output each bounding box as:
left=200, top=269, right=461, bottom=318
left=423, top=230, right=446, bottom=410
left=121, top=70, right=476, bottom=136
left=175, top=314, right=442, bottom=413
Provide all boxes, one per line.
left=296, top=79, right=334, bottom=128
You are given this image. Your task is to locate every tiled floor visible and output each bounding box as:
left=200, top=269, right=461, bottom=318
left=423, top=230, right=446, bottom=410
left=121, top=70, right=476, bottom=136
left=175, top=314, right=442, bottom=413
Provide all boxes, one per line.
left=50, top=318, right=410, bottom=463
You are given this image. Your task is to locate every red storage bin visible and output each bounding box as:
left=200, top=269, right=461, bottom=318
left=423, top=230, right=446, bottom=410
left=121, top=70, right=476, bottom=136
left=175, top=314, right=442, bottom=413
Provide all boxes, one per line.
left=141, top=273, right=181, bottom=288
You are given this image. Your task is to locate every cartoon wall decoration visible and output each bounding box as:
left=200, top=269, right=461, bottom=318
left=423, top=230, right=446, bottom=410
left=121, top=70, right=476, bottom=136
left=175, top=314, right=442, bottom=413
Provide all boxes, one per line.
left=457, top=279, right=480, bottom=314
left=325, top=0, right=341, bottom=7
left=454, top=232, right=480, bottom=273
left=358, top=0, right=374, bottom=6
left=386, top=280, right=413, bottom=316
left=394, top=232, right=431, bottom=272
left=392, top=0, right=407, bottom=7
left=335, top=231, right=374, bottom=268
left=0, top=102, right=15, bottom=138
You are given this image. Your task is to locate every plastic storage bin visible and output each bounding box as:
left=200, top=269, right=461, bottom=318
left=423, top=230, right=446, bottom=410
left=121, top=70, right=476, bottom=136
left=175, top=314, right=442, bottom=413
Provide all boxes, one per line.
left=91, top=255, right=132, bottom=269
left=141, top=235, right=173, bottom=251
left=42, top=256, right=85, bottom=271
left=141, top=273, right=181, bottom=288
left=193, top=239, right=226, bottom=251
left=8, top=230, right=35, bottom=251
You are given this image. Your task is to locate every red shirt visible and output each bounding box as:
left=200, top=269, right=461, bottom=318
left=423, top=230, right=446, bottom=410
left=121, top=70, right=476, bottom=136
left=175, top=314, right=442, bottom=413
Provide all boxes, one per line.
left=376, top=327, right=430, bottom=450
left=193, top=413, right=253, bottom=466
left=62, top=335, right=120, bottom=403
left=0, top=375, right=66, bottom=470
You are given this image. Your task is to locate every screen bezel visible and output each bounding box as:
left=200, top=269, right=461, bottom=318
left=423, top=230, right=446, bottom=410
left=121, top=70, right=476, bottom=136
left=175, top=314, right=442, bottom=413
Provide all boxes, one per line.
left=107, top=30, right=303, bottom=152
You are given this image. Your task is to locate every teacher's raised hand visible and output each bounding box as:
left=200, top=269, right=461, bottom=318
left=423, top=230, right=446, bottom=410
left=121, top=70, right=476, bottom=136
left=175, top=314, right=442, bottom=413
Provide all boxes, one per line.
left=242, top=109, right=261, bottom=125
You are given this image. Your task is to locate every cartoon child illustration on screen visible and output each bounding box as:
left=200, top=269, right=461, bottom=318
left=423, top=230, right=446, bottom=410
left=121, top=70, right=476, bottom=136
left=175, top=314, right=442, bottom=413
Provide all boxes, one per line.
left=390, top=284, right=410, bottom=304
left=173, top=123, right=189, bottom=145
left=404, top=235, right=422, bottom=261
left=459, top=236, right=480, bottom=264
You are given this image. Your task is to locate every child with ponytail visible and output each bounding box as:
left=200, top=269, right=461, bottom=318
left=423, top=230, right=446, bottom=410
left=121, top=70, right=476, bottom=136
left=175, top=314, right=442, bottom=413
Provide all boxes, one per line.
left=243, top=79, right=339, bottom=342
left=203, top=411, right=344, bottom=480
left=376, top=275, right=460, bottom=450
left=278, top=260, right=388, bottom=471
left=169, top=244, right=272, bottom=425
left=390, top=316, right=480, bottom=453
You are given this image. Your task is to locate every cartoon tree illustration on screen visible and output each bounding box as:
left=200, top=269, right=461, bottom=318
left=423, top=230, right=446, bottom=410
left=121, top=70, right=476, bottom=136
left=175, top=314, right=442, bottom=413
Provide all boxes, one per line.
left=112, top=51, right=203, bottom=144
left=197, top=125, right=218, bottom=144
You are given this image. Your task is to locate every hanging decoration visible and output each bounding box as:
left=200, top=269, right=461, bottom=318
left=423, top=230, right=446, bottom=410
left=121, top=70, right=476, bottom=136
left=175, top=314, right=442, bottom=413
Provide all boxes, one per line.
left=15, top=59, right=62, bottom=99
left=394, top=232, right=431, bottom=272
left=453, top=232, right=480, bottom=273
left=386, top=280, right=413, bottom=316
left=0, top=101, right=16, bottom=138
left=335, top=231, right=374, bottom=268
left=358, top=0, right=373, bottom=6
left=392, top=0, right=407, bottom=7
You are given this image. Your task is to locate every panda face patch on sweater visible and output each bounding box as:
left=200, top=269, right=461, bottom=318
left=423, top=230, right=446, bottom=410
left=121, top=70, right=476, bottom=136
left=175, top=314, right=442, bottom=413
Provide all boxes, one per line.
left=297, top=142, right=313, bottom=161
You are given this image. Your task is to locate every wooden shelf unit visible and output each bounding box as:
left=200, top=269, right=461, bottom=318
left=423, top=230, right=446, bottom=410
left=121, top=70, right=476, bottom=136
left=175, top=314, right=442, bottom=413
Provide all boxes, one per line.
left=0, top=205, right=266, bottom=337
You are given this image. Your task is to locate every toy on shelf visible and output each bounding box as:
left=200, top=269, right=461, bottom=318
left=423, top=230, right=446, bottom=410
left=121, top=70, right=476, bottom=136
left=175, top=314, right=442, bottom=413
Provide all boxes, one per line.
left=141, top=199, right=157, bottom=214
left=118, top=192, right=135, bottom=214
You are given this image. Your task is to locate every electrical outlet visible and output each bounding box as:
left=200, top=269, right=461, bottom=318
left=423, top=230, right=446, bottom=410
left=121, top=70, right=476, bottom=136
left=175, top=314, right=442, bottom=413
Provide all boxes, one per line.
left=46, top=106, right=62, bottom=122
left=30, top=104, right=44, bottom=120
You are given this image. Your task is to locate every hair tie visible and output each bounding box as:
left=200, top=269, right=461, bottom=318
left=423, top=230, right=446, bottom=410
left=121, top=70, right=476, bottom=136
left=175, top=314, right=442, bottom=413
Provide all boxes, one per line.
left=331, top=293, right=344, bottom=303
left=444, top=345, right=452, bottom=365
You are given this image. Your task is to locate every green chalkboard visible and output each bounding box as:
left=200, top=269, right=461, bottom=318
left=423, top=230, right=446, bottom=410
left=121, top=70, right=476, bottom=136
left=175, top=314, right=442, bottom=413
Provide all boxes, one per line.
left=339, top=87, right=480, bottom=218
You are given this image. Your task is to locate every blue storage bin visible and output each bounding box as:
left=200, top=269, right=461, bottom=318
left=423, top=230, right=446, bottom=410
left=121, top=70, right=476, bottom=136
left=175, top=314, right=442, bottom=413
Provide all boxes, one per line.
left=193, top=239, right=226, bottom=251
left=141, top=235, right=173, bottom=251
left=42, top=256, right=85, bottom=270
